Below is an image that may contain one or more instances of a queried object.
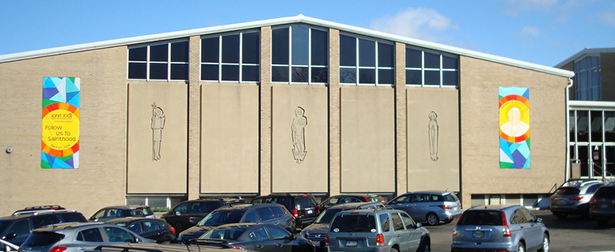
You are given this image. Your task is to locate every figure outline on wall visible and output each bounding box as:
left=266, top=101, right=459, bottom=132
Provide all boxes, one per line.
left=151, top=102, right=166, bottom=161
left=428, top=111, right=439, bottom=162
left=291, top=106, right=308, bottom=164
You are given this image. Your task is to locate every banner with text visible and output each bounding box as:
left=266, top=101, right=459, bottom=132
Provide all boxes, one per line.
left=42, top=77, right=80, bottom=168
left=499, top=87, right=530, bottom=169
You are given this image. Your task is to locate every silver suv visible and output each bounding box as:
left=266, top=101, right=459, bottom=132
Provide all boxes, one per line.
left=326, top=208, right=430, bottom=252
left=387, top=191, right=462, bottom=226
left=452, top=205, right=549, bottom=252
left=550, top=180, right=605, bottom=219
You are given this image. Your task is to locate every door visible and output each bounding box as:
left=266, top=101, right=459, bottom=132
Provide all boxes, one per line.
left=410, top=194, right=430, bottom=221
left=400, top=212, right=422, bottom=251
left=391, top=213, right=413, bottom=252
left=247, top=227, right=276, bottom=252
left=389, top=195, right=413, bottom=218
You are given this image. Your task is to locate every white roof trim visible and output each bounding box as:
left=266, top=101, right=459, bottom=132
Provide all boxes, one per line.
left=569, top=100, right=615, bottom=109
left=0, top=15, right=573, bottom=78
left=555, top=47, right=615, bottom=68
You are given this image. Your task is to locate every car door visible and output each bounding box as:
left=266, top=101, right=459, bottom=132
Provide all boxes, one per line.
left=165, top=202, right=189, bottom=230
left=75, top=227, right=106, bottom=250
left=247, top=226, right=276, bottom=252
left=390, top=212, right=413, bottom=252
left=411, top=194, right=430, bottom=221
left=265, top=225, right=294, bottom=252
left=399, top=212, right=422, bottom=251
left=102, top=226, right=137, bottom=243
left=256, top=207, right=276, bottom=225
left=140, top=220, right=164, bottom=241
left=519, top=207, right=543, bottom=249
left=389, top=195, right=413, bottom=216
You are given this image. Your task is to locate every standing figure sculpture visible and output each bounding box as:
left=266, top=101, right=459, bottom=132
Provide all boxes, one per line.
left=291, top=106, right=308, bottom=164
left=428, top=111, right=439, bottom=162
left=151, top=103, right=166, bottom=161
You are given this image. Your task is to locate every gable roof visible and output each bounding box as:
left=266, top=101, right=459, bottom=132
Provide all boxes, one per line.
left=0, top=15, right=573, bottom=78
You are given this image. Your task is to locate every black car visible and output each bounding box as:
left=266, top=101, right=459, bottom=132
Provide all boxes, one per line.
left=90, top=205, right=155, bottom=222
left=105, top=217, right=176, bottom=243
left=250, top=193, right=319, bottom=228
left=177, top=203, right=295, bottom=243
left=317, top=194, right=386, bottom=212
left=589, top=182, right=615, bottom=226
left=195, top=223, right=315, bottom=251
left=160, top=199, right=233, bottom=233
left=0, top=210, right=87, bottom=247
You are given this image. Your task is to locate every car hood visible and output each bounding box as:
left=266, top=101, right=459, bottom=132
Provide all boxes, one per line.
left=302, top=223, right=329, bottom=235
left=179, top=225, right=215, bottom=236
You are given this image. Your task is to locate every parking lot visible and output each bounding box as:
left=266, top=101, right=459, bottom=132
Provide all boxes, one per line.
left=429, top=210, right=615, bottom=252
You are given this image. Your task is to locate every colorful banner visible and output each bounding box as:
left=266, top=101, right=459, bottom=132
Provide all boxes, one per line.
left=499, top=87, right=530, bottom=169
left=42, top=77, right=80, bottom=168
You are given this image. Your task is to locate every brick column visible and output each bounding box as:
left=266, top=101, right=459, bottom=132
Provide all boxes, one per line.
left=259, top=26, right=272, bottom=195
left=328, top=29, right=341, bottom=196
left=187, top=36, right=201, bottom=199
left=395, top=42, right=407, bottom=195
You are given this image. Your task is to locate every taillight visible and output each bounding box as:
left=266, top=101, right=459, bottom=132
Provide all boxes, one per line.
left=439, top=205, right=453, bottom=209
left=293, top=209, right=299, bottom=218
left=376, top=234, right=385, bottom=246
left=168, top=226, right=176, bottom=235
left=502, top=214, right=511, bottom=237
left=50, top=246, right=68, bottom=252
left=571, top=196, right=584, bottom=201
left=452, top=229, right=458, bottom=237
left=590, top=198, right=597, bottom=203
left=231, top=245, right=244, bottom=250
left=325, top=234, right=329, bottom=246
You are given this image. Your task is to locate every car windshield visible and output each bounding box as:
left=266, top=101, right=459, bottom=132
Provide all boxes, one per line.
left=23, top=232, right=65, bottom=247
left=457, top=210, right=503, bottom=226
left=294, top=196, right=314, bottom=209
left=554, top=187, right=581, bottom=196
left=198, top=210, right=244, bottom=226
left=315, top=208, right=345, bottom=224
left=443, top=193, right=460, bottom=202
left=594, top=187, right=615, bottom=198
left=330, top=214, right=376, bottom=232
left=201, top=226, right=248, bottom=240
left=0, top=220, right=10, bottom=233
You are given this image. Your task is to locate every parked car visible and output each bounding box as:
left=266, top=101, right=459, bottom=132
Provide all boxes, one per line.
left=18, top=222, right=154, bottom=252
left=0, top=210, right=87, bottom=246
left=387, top=191, right=462, bottom=226
left=177, top=203, right=295, bottom=243
left=105, top=218, right=176, bottom=243
left=301, top=202, right=384, bottom=251
left=250, top=193, right=319, bottom=228
left=451, top=205, right=549, bottom=252
left=550, top=180, right=604, bottom=219
left=86, top=243, right=232, bottom=252
left=12, top=205, right=68, bottom=216
left=195, top=223, right=315, bottom=251
left=317, top=194, right=386, bottom=212
left=589, top=182, right=615, bottom=225
left=161, top=199, right=236, bottom=233
left=326, top=208, right=430, bottom=252
left=89, top=206, right=155, bottom=222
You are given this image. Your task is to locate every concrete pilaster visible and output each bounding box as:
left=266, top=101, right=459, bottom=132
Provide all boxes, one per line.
left=187, top=36, right=201, bottom=199
left=395, top=42, right=407, bottom=195
left=260, top=27, right=272, bottom=195
left=328, top=29, right=341, bottom=196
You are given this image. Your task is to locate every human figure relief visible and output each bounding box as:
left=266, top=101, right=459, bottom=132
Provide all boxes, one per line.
left=428, top=111, right=439, bottom=162
left=291, top=106, right=308, bottom=164
left=151, top=103, right=166, bottom=161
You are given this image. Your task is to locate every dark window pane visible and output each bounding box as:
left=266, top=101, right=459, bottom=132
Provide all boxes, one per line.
left=171, top=64, right=188, bottom=80
left=442, top=55, right=458, bottom=69
left=242, top=32, right=260, bottom=64
left=272, top=66, right=288, bottom=82
left=202, top=64, right=219, bottom=81
left=292, top=67, right=308, bottom=82
left=311, top=67, right=328, bottom=83
left=150, top=63, right=168, bottom=80
left=129, top=47, right=147, bottom=61
left=311, top=29, right=328, bottom=66
left=340, top=35, right=356, bottom=66
left=406, top=48, right=421, bottom=68
left=202, top=37, right=219, bottom=63
left=359, top=69, right=375, bottom=84
left=272, top=28, right=289, bottom=65
left=406, top=70, right=421, bottom=84
left=222, top=34, right=240, bottom=64
left=443, top=71, right=458, bottom=86
left=150, top=44, right=168, bottom=62
left=378, top=69, right=394, bottom=84
left=359, top=39, right=375, bottom=67
left=340, top=68, right=356, bottom=83
left=171, top=41, right=189, bottom=62
left=378, top=43, right=394, bottom=68
left=128, top=63, right=147, bottom=79
left=292, top=26, right=309, bottom=65
left=242, top=65, right=259, bottom=81
left=424, top=52, right=439, bottom=68
left=222, top=65, right=239, bottom=81
left=424, top=70, right=440, bottom=85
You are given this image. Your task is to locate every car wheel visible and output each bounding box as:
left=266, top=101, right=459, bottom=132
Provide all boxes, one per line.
left=426, top=213, right=439, bottom=226
left=390, top=247, right=399, bottom=252
left=417, top=238, right=430, bottom=252
left=517, top=242, right=525, bottom=252
left=553, top=212, right=568, bottom=219
left=538, top=234, right=549, bottom=252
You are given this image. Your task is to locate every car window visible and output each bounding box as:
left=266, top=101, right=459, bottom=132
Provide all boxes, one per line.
left=106, top=209, right=118, bottom=217
left=322, top=197, right=338, bottom=205
left=295, top=196, right=315, bottom=208
left=32, top=214, right=60, bottom=229
left=458, top=210, right=503, bottom=226
left=510, top=209, right=527, bottom=224
left=22, top=231, right=64, bottom=246
left=0, top=220, right=10, bottom=233
left=59, top=213, right=87, bottom=223
left=205, top=202, right=223, bottom=212
left=520, top=207, right=536, bottom=222
left=142, top=220, right=159, bottom=232
left=412, top=194, right=428, bottom=203
left=189, top=203, right=204, bottom=213
left=200, top=210, right=244, bottom=226
left=554, top=188, right=580, bottom=196
left=243, top=210, right=259, bottom=223
left=249, top=227, right=269, bottom=241
left=390, top=195, right=410, bottom=204
left=391, top=213, right=404, bottom=231
left=266, top=226, right=289, bottom=240
left=330, top=214, right=376, bottom=232
left=104, top=226, right=136, bottom=243
left=443, top=194, right=459, bottom=202
left=92, top=210, right=106, bottom=219
left=595, top=187, right=615, bottom=198
left=399, top=212, right=415, bottom=229
left=380, top=213, right=390, bottom=232
left=5, top=219, right=30, bottom=240
left=271, top=206, right=285, bottom=217
left=587, top=184, right=603, bottom=194
left=429, top=194, right=443, bottom=202
left=127, top=222, right=143, bottom=233
left=315, top=209, right=343, bottom=224
left=173, top=203, right=189, bottom=214
left=130, top=208, right=150, bottom=216
left=256, top=207, right=275, bottom=221
left=77, top=228, right=104, bottom=242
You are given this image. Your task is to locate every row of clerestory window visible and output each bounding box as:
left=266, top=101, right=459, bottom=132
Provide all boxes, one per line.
left=127, top=25, right=458, bottom=87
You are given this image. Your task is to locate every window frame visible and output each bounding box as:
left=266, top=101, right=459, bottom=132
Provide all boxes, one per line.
left=127, top=39, right=189, bottom=81
left=405, top=46, right=459, bottom=88
left=200, top=29, right=261, bottom=83
left=271, top=25, right=329, bottom=85
left=339, top=33, right=395, bottom=86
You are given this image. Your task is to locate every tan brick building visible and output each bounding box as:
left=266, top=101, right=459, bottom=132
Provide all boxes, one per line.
left=0, top=16, right=574, bottom=217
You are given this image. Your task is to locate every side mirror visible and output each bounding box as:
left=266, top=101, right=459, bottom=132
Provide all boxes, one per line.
left=535, top=218, right=543, bottom=223
left=175, top=211, right=181, bottom=216
left=3, top=233, right=16, bottom=240
left=415, top=223, right=422, bottom=228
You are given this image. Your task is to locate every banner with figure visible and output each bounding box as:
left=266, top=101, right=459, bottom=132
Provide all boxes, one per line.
left=42, top=77, right=80, bottom=168
left=499, top=87, right=530, bottom=169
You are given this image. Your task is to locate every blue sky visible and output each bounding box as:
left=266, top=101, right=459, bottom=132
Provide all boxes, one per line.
left=1, top=0, right=614, bottom=67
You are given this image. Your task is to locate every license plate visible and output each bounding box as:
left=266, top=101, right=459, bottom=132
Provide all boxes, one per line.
left=601, top=204, right=608, bottom=209
left=473, top=231, right=484, bottom=238
left=346, top=241, right=358, bottom=247
left=307, top=209, right=313, bottom=214
left=312, top=241, right=321, bottom=247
